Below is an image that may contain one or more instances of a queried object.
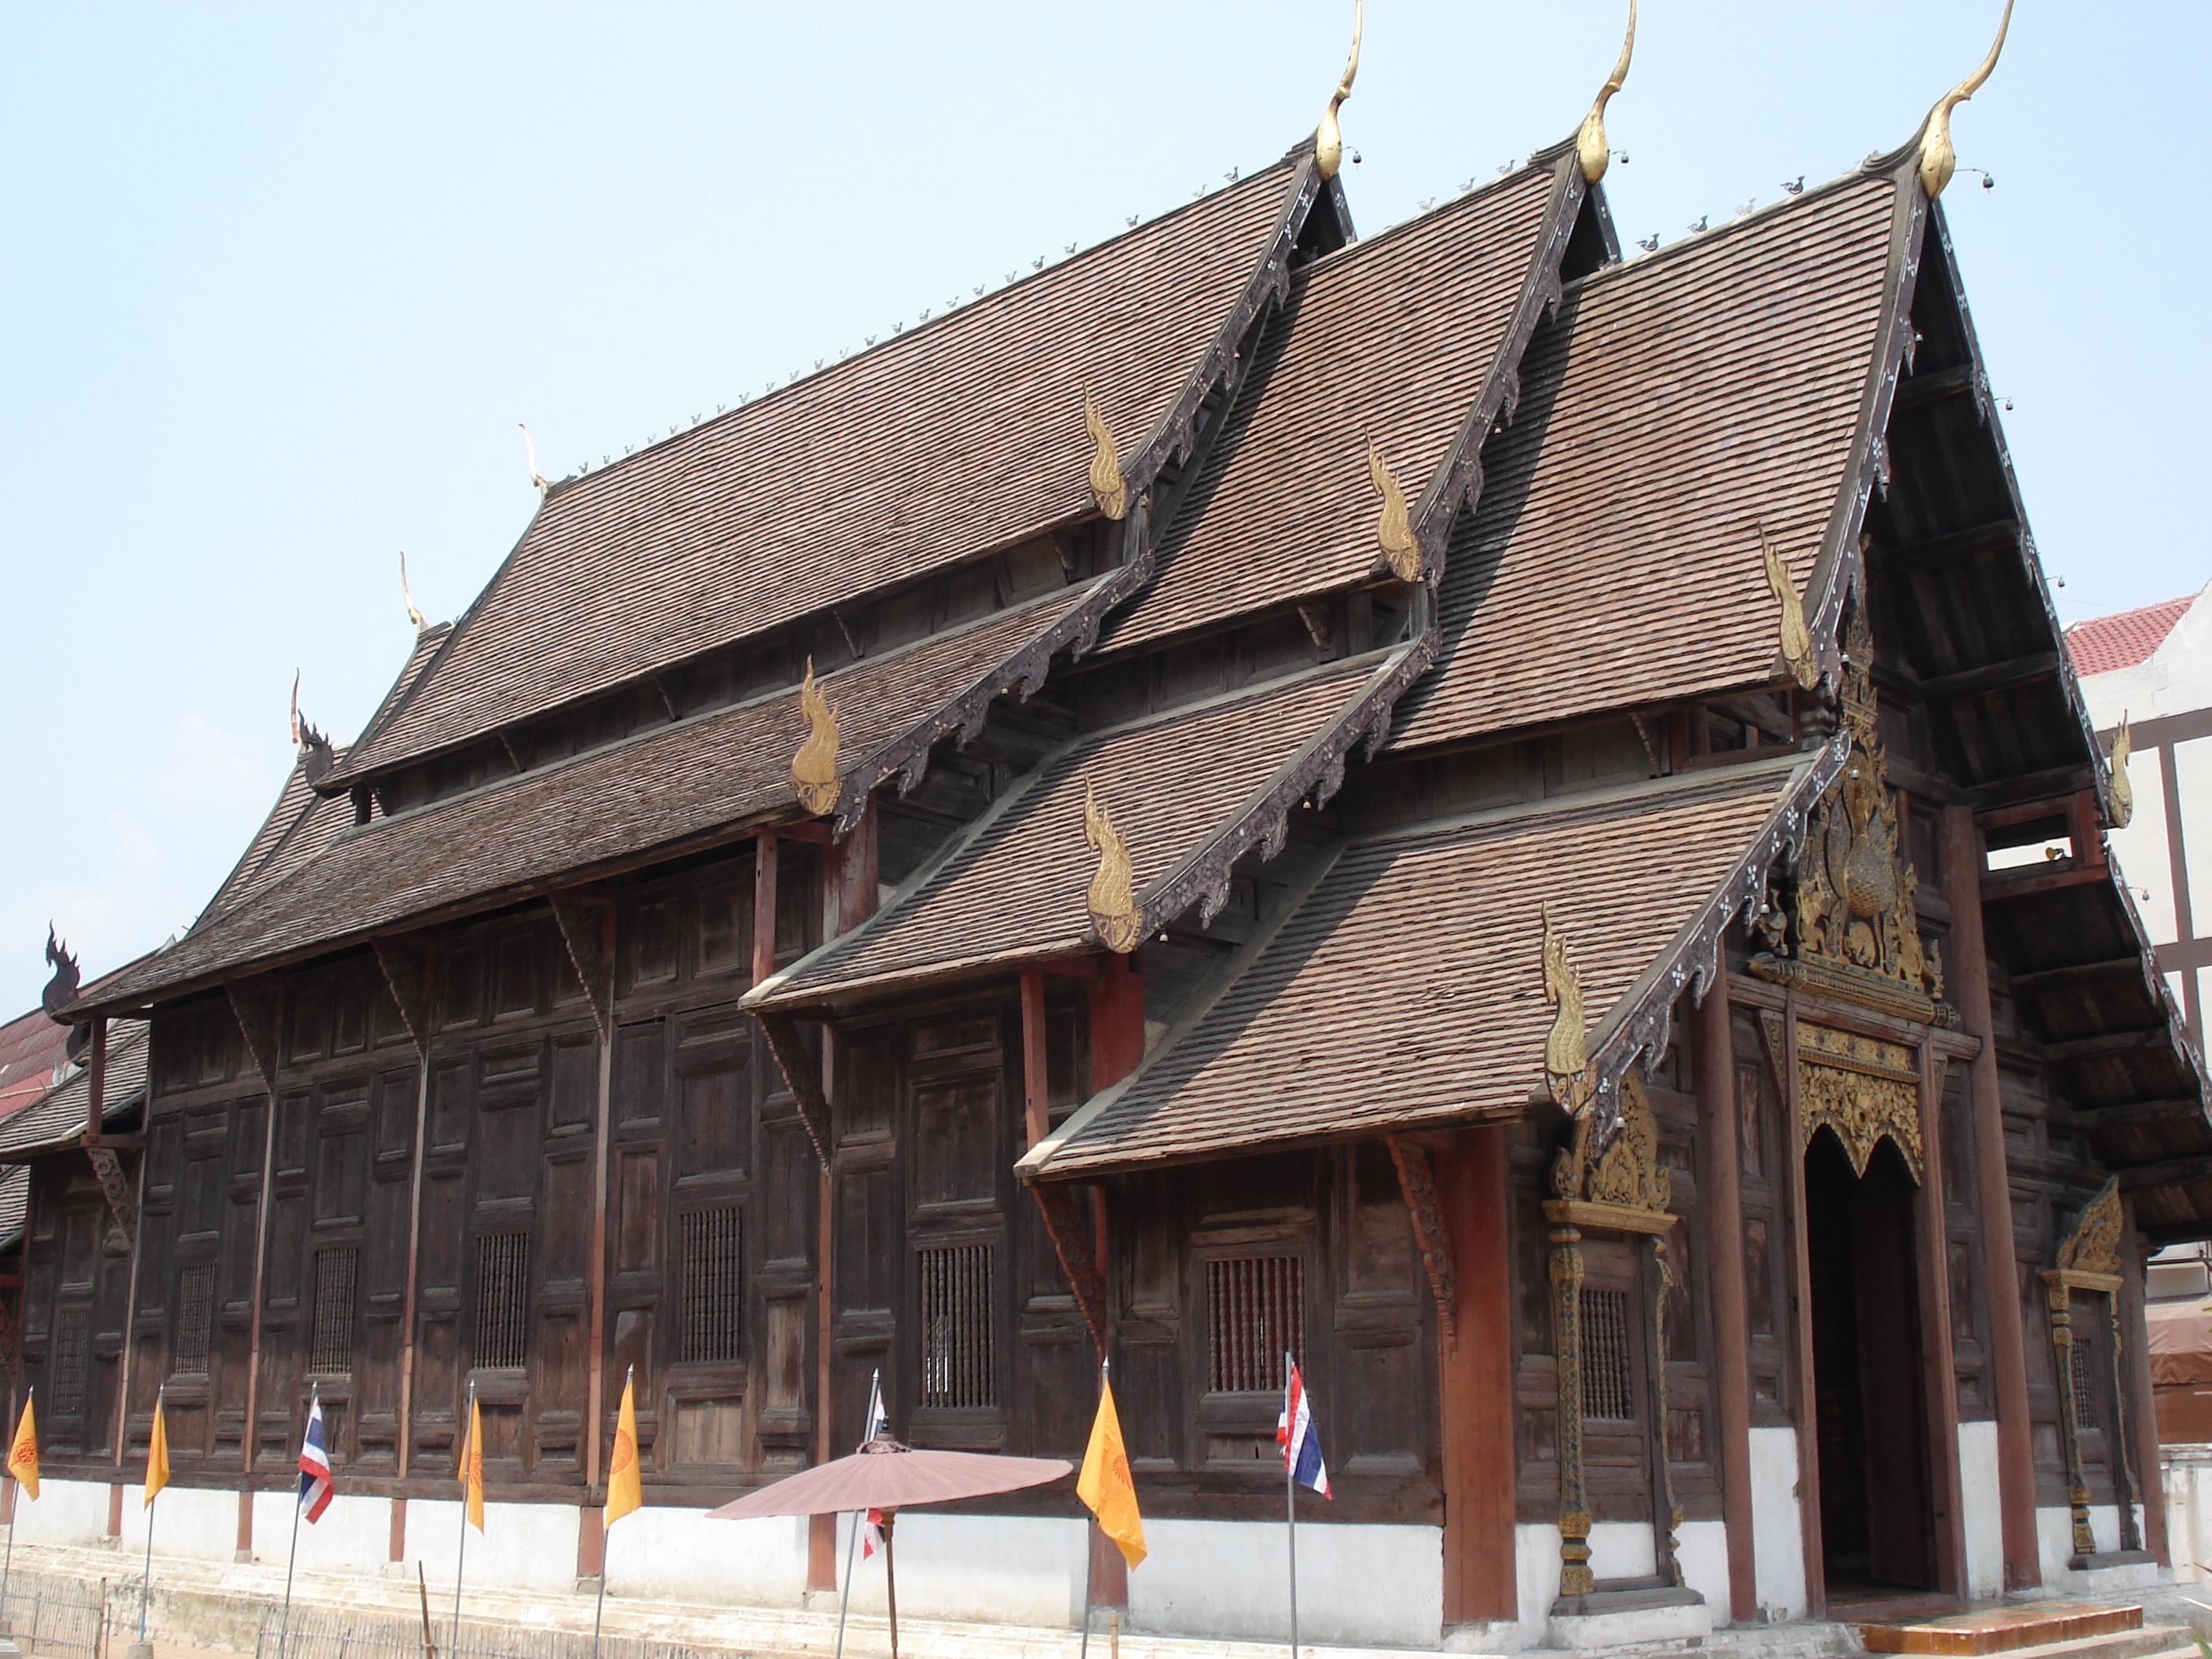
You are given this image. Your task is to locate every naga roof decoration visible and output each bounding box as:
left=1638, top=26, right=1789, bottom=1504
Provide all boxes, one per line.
left=2108, top=714, right=2135, bottom=829
left=1313, top=0, right=1361, bottom=183
left=1082, top=780, right=1141, bottom=955
left=1762, top=527, right=1818, bottom=691
left=1365, top=437, right=1419, bottom=584
left=1912, top=0, right=2013, bottom=201
left=1574, top=0, right=1635, bottom=185
left=792, top=660, right=842, bottom=817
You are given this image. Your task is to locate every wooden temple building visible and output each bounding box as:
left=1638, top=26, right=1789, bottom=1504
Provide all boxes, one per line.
left=14, top=7, right=2208, bottom=1648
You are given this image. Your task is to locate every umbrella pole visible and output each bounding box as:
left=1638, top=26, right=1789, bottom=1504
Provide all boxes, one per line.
left=833, top=1512, right=861, bottom=1659
left=883, top=1512, right=899, bottom=1659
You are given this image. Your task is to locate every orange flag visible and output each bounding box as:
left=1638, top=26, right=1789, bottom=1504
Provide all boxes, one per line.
left=460, top=1393, right=485, bottom=1533
left=144, top=1390, right=170, bottom=1507
left=604, top=1373, right=640, bottom=1529
left=1075, top=1375, right=1145, bottom=1569
left=7, top=1394, right=37, bottom=1501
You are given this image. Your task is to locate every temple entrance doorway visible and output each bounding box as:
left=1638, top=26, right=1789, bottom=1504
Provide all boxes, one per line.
left=1805, top=1130, right=1935, bottom=1595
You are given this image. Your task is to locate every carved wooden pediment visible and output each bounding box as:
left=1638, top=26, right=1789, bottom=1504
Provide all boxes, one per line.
left=1751, top=599, right=1954, bottom=1027
left=1796, top=1020, right=1922, bottom=1182
left=1547, top=1071, right=1674, bottom=1235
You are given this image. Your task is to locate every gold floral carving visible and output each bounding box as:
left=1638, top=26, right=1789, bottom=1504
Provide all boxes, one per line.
left=1366, top=437, right=1420, bottom=582
left=1916, top=0, right=2013, bottom=201
left=1551, top=1071, right=1672, bottom=1221
left=1751, top=602, right=1951, bottom=1026
left=792, top=657, right=842, bottom=815
left=1083, top=778, right=1142, bottom=954
left=2056, top=1176, right=2124, bottom=1281
left=1575, top=0, right=1635, bottom=185
left=1542, top=909, right=1594, bottom=1115
left=1796, top=1020, right=1922, bottom=1181
left=1760, top=526, right=1817, bottom=690
left=1313, top=0, right=1362, bottom=183
left=2108, top=714, right=2135, bottom=830
left=1084, top=394, right=1128, bottom=521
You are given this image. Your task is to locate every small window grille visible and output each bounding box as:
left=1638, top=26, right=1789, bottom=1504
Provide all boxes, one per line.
left=52, top=1308, right=90, bottom=1418
left=918, top=1242, right=994, bottom=1408
left=679, top=1207, right=743, bottom=1364
left=474, top=1232, right=531, bottom=1371
left=172, top=1264, right=216, bottom=1374
left=1207, top=1256, right=1304, bottom=1393
left=309, top=1247, right=358, bottom=1375
left=1579, top=1287, right=1635, bottom=1421
left=2070, top=1341, right=2098, bottom=1430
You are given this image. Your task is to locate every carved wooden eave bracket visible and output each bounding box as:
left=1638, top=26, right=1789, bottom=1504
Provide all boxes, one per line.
left=1574, top=736, right=1851, bottom=1150
left=546, top=888, right=616, bottom=1041
left=1387, top=1137, right=1457, bottom=1341
left=753, top=1010, right=833, bottom=1168
left=1030, top=1183, right=1109, bottom=1353
left=370, top=932, right=435, bottom=1057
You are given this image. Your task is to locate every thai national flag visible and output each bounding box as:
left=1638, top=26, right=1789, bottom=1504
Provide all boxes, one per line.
left=297, top=1395, right=333, bottom=1523
left=1276, top=1356, right=1329, bottom=1498
left=860, top=1371, right=889, bottom=1559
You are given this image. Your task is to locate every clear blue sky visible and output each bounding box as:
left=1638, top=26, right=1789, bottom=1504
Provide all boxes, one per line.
left=3, top=2, right=2203, bottom=1016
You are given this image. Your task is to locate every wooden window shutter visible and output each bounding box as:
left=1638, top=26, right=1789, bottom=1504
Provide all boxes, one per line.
left=917, top=1242, right=994, bottom=1408
left=679, top=1206, right=743, bottom=1365
left=474, top=1231, right=531, bottom=1371
left=172, top=1263, right=216, bottom=1375
left=1207, top=1255, right=1303, bottom=1393
left=309, top=1247, right=359, bottom=1376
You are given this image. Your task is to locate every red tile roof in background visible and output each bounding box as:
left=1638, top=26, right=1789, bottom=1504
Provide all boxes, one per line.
left=2066, top=596, right=2192, bottom=677
left=0, top=1008, right=72, bottom=1123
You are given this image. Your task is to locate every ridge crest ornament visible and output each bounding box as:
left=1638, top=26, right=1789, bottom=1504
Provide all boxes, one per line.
left=792, top=657, right=842, bottom=815
left=1750, top=599, right=1955, bottom=1027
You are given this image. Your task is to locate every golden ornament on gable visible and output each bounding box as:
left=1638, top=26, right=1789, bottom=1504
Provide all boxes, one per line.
left=1083, top=394, right=1128, bottom=522
left=791, top=657, right=842, bottom=815
left=2107, top=714, right=2134, bottom=830
left=1366, top=436, right=1420, bottom=583
left=1541, top=908, right=1594, bottom=1115
left=1083, top=778, right=1142, bottom=954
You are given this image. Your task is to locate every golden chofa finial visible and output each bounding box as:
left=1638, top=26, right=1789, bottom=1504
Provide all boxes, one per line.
left=1083, top=394, right=1128, bottom=521
left=1365, top=436, right=1419, bottom=583
left=1759, top=526, right=1817, bottom=690
left=792, top=657, right=842, bottom=815
left=1315, top=0, right=1362, bottom=183
left=1083, top=778, right=1142, bottom=954
left=1541, top=906, right=1593, bottom=1115
left=1576, top=0, right=1636, bottom=184
left=399, top=551, right=426, bottom=633
left=2108, top=712, right=2135, bottom=830
left=1917, top=0, right=2012, bottom=200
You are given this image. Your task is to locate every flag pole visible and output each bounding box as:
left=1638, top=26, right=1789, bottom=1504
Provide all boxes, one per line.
left=2, top=1383, right=30, bottom=1634
left=833, top=1370, right=881, bottom=1659
left=278, top=1384, right=314, bottom=1659
left=1078, top=1354, right=1108, bottom=1659
left=451, top=1378, right=473, bottom=1657
left=1284, top=1357, right=1298, bottom=1659
left=591, top=1364, right=631, bottom=1659
left=139, top=1385, right=162, bottom=1643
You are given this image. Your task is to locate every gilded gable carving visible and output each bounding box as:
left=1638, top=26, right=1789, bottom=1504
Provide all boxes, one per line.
left=1796, top=1020, right=1921, bottom=1181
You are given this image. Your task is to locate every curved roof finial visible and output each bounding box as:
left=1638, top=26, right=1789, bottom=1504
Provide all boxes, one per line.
left=1917, top=0, right=2012, bottom=200
left=1576, top=0, right=1636, bottom=184
left=1315, top=0, right=1362, bottom=182
left=399, top=551, right=427, bottom=633
left=519, top=423, right=550, bottom=496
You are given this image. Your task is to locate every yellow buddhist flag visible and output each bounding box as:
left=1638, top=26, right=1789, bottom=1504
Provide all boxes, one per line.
left=7, top=1394, right=37, bottom=1501
left=144, top=1391, right=170, bottom=1507
left=604, top=1373, right=640, bottom=1529
left=1076, top=1376, right=1145, bottom=1569
left=461, top=1393, right=485, bottom=1533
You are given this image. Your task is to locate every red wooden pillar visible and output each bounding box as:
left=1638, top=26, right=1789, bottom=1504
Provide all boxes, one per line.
left=1939, top=804, right=2040, bottom=1588
left=1434, top=1125, right=1516, bottom=1627
left=1694, top=985, right=1757, bottom=1621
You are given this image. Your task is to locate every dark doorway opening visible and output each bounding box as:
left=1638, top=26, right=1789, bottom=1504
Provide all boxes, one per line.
left=1806, top=1130, right=1933, bottom=1594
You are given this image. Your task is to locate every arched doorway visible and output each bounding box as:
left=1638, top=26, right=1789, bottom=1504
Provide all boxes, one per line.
left=1804, top=1130, right=1934, bottom=1595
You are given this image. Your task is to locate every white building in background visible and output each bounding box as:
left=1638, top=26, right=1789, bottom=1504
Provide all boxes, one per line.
left=2068, top=584, right=2212, bottom=1048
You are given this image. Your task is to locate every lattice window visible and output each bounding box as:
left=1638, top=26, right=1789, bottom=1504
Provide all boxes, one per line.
left=2070, top=1341, right=2099, bottom=1430
left=1579, top=1287, right=1635, bottom=1421
left=679, top=1207, right=743, bottom=1364
left=309, top=1247, right=358, bottom=1376
left=52, top=1308, right=90, bottom=1418
left=474, top=1232, right=531, bottom=1371
left=918, top=1242, right=994, bottom=1408
left=172, top=1264, right=216, bottom=1375
left=1207, top=1255, right=1304, bottom=1393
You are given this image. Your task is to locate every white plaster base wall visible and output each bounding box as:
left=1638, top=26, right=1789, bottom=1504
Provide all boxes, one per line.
left=11, top=1478, right=111, bottom=1547
left=1675, top=1520, right=1731, bottom=1624
left=2034, top=1503, right=2147, bottom=1590
left=251, top=1487, right=386, bottom=1577
left=802, top=1513, right=1086, bottom=1629
left=2164, top=1448, right=2212, bottom=1588
left=123, top=1485, right=238, bottom=1565
left=1514, top=1525, right=1563, bottom=1653
left=408, top=1497, right=583, bottom=1596
left=1585, top=1521, right=1654, bottom=1580
left=1126, top=1518, right=1441, bottom=1649
left=606, top=1506, right=810, bottom=1607
left=1958, top=1420, right=2003, bottom=1599
left=1747, top=1427, right=1806, bottom=1622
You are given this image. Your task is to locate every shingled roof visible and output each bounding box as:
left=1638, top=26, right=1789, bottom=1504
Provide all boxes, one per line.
left=749, top=646, right=1427, bottom=1011
left=79, top=584, right=1101, bottom=1009
left=1024, top=749, right=1840, bottom=1177
left=1101, top=156, right=1577, bottom=653
left=2067, top=596, right=2194, bottom=678
left=324, top=159, right=1328, bottom=789
left=1390, top=170, right=1906, bottom=750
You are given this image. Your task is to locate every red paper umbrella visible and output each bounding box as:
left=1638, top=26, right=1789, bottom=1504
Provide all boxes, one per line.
left=709, top=1437, right=1073, bottom=1659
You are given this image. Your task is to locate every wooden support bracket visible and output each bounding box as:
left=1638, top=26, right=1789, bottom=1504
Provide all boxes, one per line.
left=370, top=932, right=435, bottom=1057
left=755, top=1010, right=831, bottom=1167
left=1386, top=1137, right=1457, bottom=1341
left=225, top=975, right=284, bottom=1095
left=86, top=1146, right=137, bottom=1251
left=548, top=888, right=617, bottom=1041
left=1031, top=1182, right=1108, bottom=1355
